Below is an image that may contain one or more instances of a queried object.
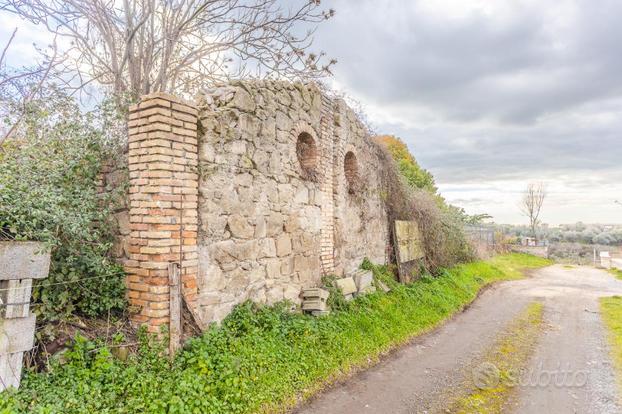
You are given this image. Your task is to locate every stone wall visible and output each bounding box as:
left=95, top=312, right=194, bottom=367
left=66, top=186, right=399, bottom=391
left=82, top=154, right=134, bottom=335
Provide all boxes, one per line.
left=123, top=83, right=390, bottom=330
left=195, top=81, right=389, bottom=323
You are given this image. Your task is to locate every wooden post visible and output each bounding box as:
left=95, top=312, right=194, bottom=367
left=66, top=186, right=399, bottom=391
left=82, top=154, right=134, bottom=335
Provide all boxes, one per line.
left=168, top=263, right=181, bottom=356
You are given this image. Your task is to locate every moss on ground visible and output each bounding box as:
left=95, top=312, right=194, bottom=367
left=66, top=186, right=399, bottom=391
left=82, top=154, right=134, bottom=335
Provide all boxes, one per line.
left=607, top=268, right=622, bottom=280
left=447, top=302, right=545, bottom=414
left=0, top=253, right=551, bottom=414
left=600, top=296, right=622, bottom=398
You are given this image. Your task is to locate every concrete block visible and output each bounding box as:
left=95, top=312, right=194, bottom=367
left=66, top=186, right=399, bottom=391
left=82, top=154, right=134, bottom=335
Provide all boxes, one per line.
left=0, top=314, right=36, bottom=354
left=0, top=352, right=23, bottom=390
left=1, top=279, right=32, bottom=318
left=335, top=277, right=357, bottom=296
left=302, top=299, right=327, bottom=311
left=353, top=270, right=373, bottom=293
left=311, top=310, right=330, bottom=317
left=302, top=288, right=329, bottom=300
left=344, top=293, right=354, bottom=302
left=0, top=242, right=50, bottom=280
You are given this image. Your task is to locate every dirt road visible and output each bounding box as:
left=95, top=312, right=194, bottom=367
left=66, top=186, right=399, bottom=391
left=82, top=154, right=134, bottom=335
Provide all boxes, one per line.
left=294, top=265, right=622, bottom=414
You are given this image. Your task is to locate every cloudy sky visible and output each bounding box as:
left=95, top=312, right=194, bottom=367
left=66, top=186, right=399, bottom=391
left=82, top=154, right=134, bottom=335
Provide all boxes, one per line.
left=314, top=0, right=622, bottom=224
left=2, top=0, right=622, bottom=224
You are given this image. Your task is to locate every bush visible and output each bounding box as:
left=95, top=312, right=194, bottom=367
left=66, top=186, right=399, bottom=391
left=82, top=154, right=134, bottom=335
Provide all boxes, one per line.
left=373, top=138, right=475, bottom=274
left=0, top=94, right=126, bottom=320
left=375, top=135, right=437, bottom=192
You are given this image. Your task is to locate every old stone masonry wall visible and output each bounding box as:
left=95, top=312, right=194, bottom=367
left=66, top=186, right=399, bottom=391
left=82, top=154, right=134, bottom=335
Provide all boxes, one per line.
left=123, top=83, right=389, bottom=330
left=195, top=81, right=388, bottom=323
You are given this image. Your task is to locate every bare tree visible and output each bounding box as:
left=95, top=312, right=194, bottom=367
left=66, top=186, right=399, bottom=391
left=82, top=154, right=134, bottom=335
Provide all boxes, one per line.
left=1, top=0, right=336, bottom=103
left=520, top=182, right=547, bottom=240
left=0, top=28, right=61, bottom=145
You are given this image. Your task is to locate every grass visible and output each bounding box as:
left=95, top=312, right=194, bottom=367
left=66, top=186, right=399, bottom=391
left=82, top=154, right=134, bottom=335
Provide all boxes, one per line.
left=600, top=296, right=622, bottom=397
left=608, top=268, right=622, bottom=280
left=0, top=253, right=552, bottom=414
left=447, top=302, right=545, bottom=413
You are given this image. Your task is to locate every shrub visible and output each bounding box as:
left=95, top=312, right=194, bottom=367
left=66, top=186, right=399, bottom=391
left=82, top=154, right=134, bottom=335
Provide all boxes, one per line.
left=373, top=139, right=475, bottom=274
left=0, top=93, right=126, bottom=320
left=375, top=135, right=437, bottom=193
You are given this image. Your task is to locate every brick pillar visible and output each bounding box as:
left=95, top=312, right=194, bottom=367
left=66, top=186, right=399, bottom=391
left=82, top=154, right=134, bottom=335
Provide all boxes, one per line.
left=319, top=94, right=336, bottom=275
left=125, top=93, right=199, bottom=333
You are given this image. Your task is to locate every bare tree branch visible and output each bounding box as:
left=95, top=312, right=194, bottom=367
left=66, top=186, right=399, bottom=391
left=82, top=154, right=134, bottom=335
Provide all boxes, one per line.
left=1, top=0, right=336, bottom=104
left=520, top=182, right=547, bottom=240
left=0, top=28, right=63, bottom=145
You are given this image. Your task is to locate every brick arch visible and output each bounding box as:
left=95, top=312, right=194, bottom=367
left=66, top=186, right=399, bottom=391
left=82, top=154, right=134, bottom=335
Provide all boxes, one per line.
left=292, top=122, right=320, bottom=181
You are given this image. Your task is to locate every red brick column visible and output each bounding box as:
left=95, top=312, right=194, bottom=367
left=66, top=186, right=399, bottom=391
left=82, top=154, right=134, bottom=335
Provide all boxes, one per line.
left=319, top=94, right=336, bottom=275
left=125, top=93, right=199, bottom=332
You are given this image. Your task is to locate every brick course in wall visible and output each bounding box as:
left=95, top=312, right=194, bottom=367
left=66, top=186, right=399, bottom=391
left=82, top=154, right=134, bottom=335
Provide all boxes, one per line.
left=319, top=94, right=336, bottom=275
left=125, top=93, right=200, bottom=332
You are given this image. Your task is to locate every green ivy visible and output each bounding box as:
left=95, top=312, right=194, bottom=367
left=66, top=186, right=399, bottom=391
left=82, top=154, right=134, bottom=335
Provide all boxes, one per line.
left=0, top=94, right=126, bottom=321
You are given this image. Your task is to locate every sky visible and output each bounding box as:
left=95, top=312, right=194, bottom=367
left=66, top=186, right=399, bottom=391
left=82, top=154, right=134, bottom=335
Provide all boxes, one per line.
left=312, top=0, right=622, bottom=225
left=2, top=0, right=622, bottom=225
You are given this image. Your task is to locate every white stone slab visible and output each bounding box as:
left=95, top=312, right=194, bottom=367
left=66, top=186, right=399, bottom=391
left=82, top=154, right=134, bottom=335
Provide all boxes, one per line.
left=353, top=271, right=373, bottom=293
left=0, top=352, right=23, bottom=390
left=0, top=242, right=50, bottom=280
left=335, top=277, right=357, bottom=296
left=0, top=314, right=36, bottom=354
left=2, top=279, right=32, bottom=318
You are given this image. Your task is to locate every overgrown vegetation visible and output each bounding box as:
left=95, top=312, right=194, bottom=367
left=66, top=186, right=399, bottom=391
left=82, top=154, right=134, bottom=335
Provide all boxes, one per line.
left=375, top=135, right=437, bottom=193
left=0, top=253, right=551, bottom=413
left=374, top=135, right=476, bottom=273
left=0, top=93, right=126, bottom=321
left=599, top=296, right=622, bottom=395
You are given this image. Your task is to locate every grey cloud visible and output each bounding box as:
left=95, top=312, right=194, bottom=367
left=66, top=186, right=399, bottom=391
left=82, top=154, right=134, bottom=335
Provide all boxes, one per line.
left=317, top=0, right=622, bottom=124
left=311, top=1, right=622, bottom=206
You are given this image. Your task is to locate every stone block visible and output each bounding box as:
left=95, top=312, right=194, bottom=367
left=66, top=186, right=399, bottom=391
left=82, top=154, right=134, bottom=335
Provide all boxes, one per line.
left=258, top=238, right=276, bottom=258
left=276, top=234, right=292, bottom=257
left=302, top=299, right=327, bottom=311
left=353, top=270, right=373, bottom=293
left=283, top=285, right=301, bottom=302
left=311, top=310, right=330, bottom=317
left=1, top=279, right=32, bottom=318
left=302, top=288, right=329, bottom=300
left=228, top=214, right=254, bottom=239
left=335, top=277, right=357, bottom=296
left=0, top=314, right=36, bottom=354
left=0, top=352, right=24, bottom=390
left=0, top=242, right=50, bottom=280
left=264, top=258, right=281, bottom=278
left=229, top=88, right=255, bottom=112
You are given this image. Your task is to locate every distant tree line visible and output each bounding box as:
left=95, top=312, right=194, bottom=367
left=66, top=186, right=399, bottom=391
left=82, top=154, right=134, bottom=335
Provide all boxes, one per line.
left=498, top=222, right=622, bottom=246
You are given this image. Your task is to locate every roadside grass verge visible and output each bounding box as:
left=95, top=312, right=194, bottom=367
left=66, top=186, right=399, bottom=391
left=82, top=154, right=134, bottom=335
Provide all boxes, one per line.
left=447, top=302, right=545, bottom=414
left=0, top=253, right=551, bottom=414
left=600, top=296, right=622, bottom=396
left=608, top=268, right=622, bottom=280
